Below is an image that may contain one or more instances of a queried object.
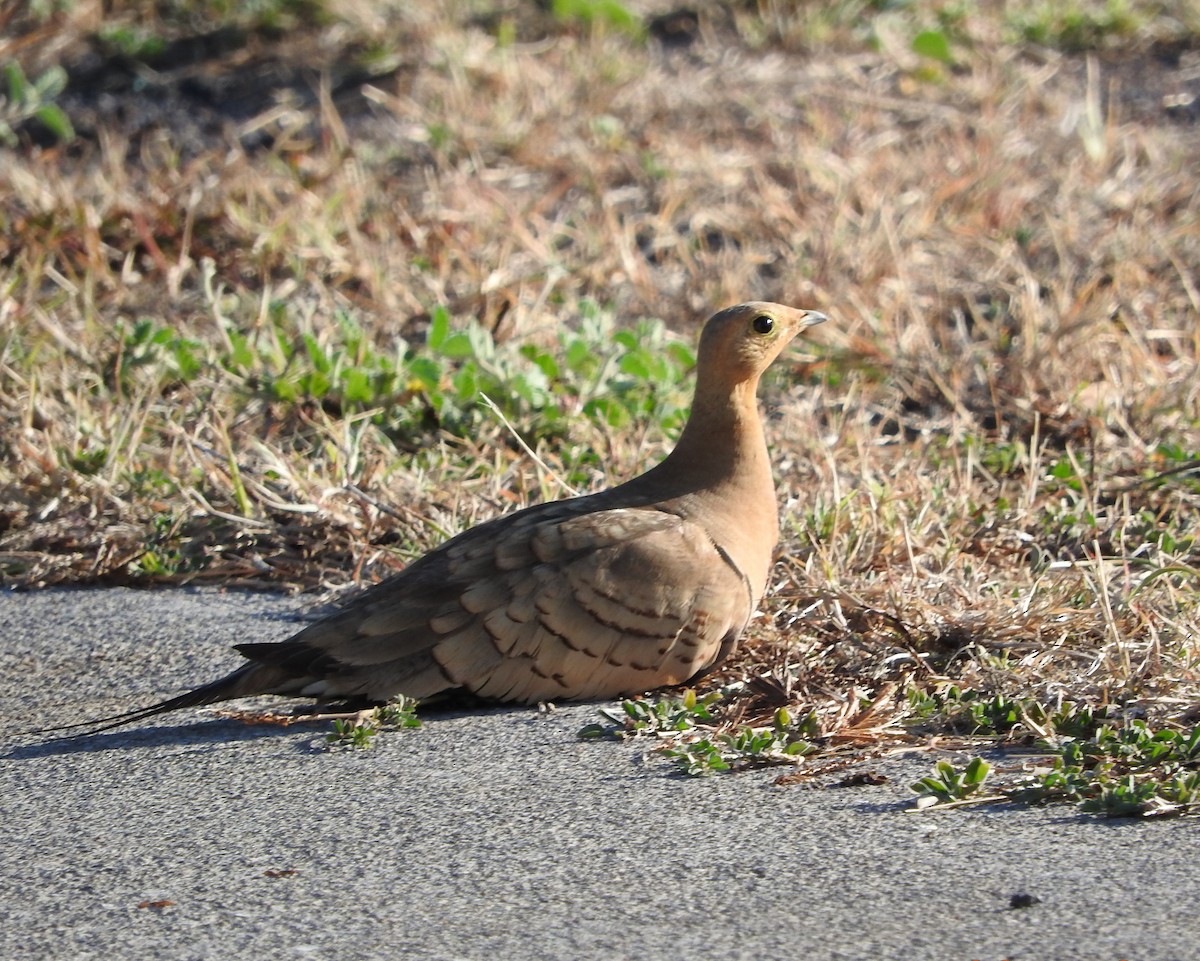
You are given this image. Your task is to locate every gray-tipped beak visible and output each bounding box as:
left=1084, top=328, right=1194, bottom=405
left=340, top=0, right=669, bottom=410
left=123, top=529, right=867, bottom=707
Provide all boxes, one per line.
left=804, top=310, right=828, bottom=326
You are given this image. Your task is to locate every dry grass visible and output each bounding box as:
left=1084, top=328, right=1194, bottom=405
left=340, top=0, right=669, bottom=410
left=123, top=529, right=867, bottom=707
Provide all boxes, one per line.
left=1, top=0, right=1198, bottom=745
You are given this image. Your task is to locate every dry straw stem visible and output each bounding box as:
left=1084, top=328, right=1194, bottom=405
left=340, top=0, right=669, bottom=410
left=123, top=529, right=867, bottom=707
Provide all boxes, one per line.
left=1, top=1, right=1198, bottom=742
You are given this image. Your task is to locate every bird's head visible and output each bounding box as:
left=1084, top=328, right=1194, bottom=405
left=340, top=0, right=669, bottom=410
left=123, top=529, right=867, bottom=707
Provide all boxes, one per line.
left=696, top=301, right=827, bottom=386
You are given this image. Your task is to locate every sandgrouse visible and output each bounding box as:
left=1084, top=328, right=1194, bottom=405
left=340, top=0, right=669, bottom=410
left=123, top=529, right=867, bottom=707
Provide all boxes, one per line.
left=59, top=302, right=826, bottom=734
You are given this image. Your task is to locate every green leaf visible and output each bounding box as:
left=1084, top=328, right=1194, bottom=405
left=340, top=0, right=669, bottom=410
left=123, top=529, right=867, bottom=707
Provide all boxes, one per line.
left=552, top=0, right=643, bottom=34
left=619, top=352, right=650, bottom=379
left=912, top=29, right=953, bottom=63
left=297, top=369, right=331, bottom=398
left=963, top=756, right=991, bottom=786
left=564, top=339, right=595, bottom=374
left=438, top=331, right=475, bottom=359
left=225, top=331, right=255, bottom=372
left=170, top=340, right=202, bottom=380
left=666, top=342, right=696, bottom=369
left=302, top=333, right=332, bottom=373
left=34, top=104, right=74, bottom=142
left=343, top=368, right=374, bottom=404
left=584, top=396, right=630, bottom=429
left=33, top=65, right=68, bottom=100
left=272, top=377, right=299, bottom=402
left=426, top=305, right=451, bottom=351
left=406, top=356, right=443, bottom=392
left=520, top=345, right=560, bottom=380
left=451, top=361, right=479, bottom=400
left=5, top=63, right=27, bottom=105
left=466, top=322, right=495, bottom=362
left=510, top=371, right=547, bottom=407
left=613, top=330, right=638, bottom=350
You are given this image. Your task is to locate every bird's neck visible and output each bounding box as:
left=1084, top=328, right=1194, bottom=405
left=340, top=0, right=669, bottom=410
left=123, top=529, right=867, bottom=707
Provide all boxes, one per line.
left=620, top=377, right=780, bottom=599
left=661, top=380, right=771, bottom=494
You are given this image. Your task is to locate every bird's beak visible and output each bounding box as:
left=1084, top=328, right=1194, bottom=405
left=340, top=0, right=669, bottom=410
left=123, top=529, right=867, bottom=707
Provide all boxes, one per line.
left=802, top=310, right=828, bottom=327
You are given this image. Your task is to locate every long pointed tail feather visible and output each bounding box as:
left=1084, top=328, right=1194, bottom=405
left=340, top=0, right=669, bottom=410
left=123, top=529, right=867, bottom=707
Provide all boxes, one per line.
left=27, top=663, right=285, bottom=739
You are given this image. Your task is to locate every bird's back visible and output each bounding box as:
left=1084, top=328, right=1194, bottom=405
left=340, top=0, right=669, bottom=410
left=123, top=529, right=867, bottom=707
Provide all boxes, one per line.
left=239, top=480, right=759, bottom=704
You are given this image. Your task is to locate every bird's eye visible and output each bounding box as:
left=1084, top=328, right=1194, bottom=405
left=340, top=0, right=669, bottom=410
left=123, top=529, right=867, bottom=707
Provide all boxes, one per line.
left=751, top=314, right=774, bottom=335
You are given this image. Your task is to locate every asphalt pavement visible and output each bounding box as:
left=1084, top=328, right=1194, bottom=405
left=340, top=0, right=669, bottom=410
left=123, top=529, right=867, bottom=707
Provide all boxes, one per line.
left=1, top=586, right=1195, bottom=961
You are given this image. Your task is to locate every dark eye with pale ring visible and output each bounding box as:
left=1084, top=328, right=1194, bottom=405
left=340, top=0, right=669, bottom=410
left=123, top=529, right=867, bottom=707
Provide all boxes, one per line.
left=752, top=314, right=774, bottom=334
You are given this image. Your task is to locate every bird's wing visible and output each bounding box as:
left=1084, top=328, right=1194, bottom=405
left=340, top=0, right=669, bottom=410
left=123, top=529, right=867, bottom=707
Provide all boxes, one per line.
left=238, top=503, right=755, bottom=704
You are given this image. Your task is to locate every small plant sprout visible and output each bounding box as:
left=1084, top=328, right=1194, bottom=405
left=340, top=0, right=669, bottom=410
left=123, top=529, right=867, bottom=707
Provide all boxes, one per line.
left=663, top=708, right=818, bottom=777
left=577, top=689, right=723, bottom=739
left=325, top=697, right=422, bottom=749
left=372, top=696, right=423, bottom=730
left=911, top=720, right=1200, bottom=817
left=582, top=695, right=818, bottom=777
left=0, top=62, right=74, bottom=146
left=326, top=718, right=378, bottom=750
left=910, top=757, right=994, bottom=809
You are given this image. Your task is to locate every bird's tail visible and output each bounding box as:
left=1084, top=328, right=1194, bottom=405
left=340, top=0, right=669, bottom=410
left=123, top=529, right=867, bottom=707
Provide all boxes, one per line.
left=26, top=662, right=287, bottom=739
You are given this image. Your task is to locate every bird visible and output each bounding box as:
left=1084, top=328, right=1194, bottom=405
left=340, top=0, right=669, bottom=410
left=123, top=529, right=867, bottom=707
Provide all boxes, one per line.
left=50, top=301, right=826, bottom=735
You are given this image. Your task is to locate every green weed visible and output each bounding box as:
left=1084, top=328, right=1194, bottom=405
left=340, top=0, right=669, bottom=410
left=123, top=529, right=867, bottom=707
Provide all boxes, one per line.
left=326, top=718, right=377, bottom=749
left=904, top=686, right=1026, bottom=737
left=664, top=708, right=819, bottom=776
left=1006, top=0, right=1144, bottom=51
left=325, top=696, right=422, bottom=749
left=582, top=696, right=818, bottom=776
left=0, top=62, right=73, bottom=146
left=551, top=0, right=644, bottom=36
left=911, top=757, right=993, bottom=807
left=578, top=688, right=722, bottom=739
left=913, top=720, right=1200, bottom=817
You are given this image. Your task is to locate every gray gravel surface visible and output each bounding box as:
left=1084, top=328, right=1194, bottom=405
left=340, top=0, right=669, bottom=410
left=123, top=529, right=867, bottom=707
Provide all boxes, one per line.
left=1, top=586, right=1195, bottom=961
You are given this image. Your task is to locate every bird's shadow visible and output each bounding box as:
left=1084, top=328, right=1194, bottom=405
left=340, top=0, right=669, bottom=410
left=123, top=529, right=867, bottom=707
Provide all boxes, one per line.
left=3, top=716, right=312, bottom=759
left=2, top=698, right=532, bottom=761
